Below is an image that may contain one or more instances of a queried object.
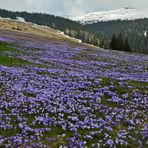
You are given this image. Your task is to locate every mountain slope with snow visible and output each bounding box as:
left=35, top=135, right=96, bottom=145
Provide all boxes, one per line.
left=73, top=8, right=148, bottom=24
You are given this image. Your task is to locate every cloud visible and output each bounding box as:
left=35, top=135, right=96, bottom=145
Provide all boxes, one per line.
left=0, top=0, right=148, bottom=16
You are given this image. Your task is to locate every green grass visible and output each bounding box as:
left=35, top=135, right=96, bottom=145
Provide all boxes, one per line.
left=0, top=42, right=48, bottom=68
left=0, top=128, right=21, bottom=137
left=128, top=80, right=148, bottom=87
left=0, top=55, right=43, bottom=67
left=0, top=42, right=19, bottom=53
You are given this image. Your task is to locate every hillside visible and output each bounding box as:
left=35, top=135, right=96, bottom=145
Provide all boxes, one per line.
left=0, top=18, right=85, bottom=44
left=0, top=8, right=99, bottom=46
left=0, top=20, right=148, bottom=147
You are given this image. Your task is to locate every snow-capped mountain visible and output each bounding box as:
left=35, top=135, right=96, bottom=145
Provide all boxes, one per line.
left=73, top=8, right=148, bottom=24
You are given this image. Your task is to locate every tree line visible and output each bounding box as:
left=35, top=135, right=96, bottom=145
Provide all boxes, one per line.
left=109, top=33, right=131, bottom=52
left=85, top=19, right=148, bottom=53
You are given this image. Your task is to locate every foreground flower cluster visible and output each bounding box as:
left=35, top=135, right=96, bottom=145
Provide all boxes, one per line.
left=0, top=34, right=148, bottom=147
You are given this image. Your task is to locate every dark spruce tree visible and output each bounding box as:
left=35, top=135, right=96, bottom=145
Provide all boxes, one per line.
left=124, top=37, right=131, bottom=52
left=109, top=34, right=131, bottom=52
left=109, top=34, right=116, bottom=50
left=115, top=33, right=124, bottom=50
left=99, top=40, right=105, bottom=48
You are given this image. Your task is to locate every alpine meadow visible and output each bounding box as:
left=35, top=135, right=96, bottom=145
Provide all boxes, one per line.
left=0, top=1, right=148, bottom=148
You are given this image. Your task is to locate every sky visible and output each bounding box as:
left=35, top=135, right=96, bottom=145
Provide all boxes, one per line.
left=0, top=0, right=148, bottom=16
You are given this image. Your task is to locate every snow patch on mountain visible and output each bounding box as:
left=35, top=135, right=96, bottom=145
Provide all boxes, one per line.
left=58, top=30, right=82, bottom=43
left=73, top=8, right=148, bottom=24
left=16, top=17, right=26, bottom=23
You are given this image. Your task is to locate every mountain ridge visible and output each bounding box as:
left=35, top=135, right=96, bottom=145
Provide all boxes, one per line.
left=73, top=8, right=148, bottom=24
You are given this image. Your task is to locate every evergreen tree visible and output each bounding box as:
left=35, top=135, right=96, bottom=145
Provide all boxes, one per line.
left=115, top=33, right=124, bottom=50
left=109, top=34, right=132, bottom=52
left=109, top=34, right=116, bottom=49
left=124, top=37, right=131, bottom=52
left=99, top=40, right=104, bottom=48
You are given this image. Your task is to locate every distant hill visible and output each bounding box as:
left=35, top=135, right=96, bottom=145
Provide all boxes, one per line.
left=73, top=8, right=148, bottom=24
left=0, top=9, right=99, bottom=46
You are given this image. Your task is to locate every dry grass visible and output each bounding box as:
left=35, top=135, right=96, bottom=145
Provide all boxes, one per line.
left=0, top=18, right=100, bottom=51
left=0, top=19, right=79, bottom=44
left=0, top=19, right=65, bottom=38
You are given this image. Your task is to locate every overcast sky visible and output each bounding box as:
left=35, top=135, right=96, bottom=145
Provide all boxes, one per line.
left=0, top=0, right=148, bottom=16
